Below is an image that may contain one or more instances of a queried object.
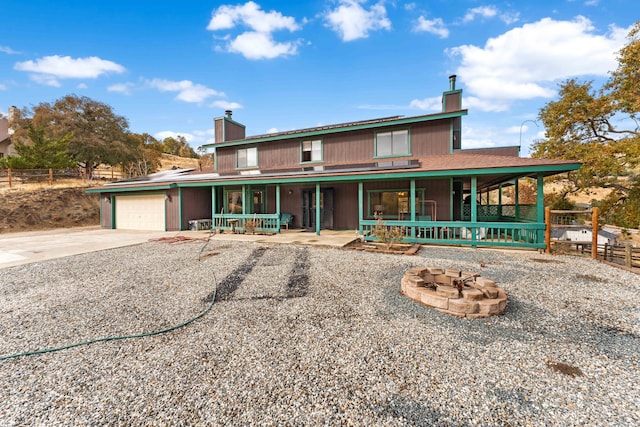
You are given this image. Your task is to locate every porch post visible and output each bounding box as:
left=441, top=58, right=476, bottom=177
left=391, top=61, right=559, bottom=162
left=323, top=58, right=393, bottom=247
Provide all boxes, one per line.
left=537, top=173, right=545, bottom=243
left=471, top=175, right=478, bottom=247
left=470, top=176, right=477, bottom=222
left=242, top=184, right=247, bottom=215
left=410, top=179, right=416, bottom=240
left=315, top=183, right=321, bottom=236
left=211, top=185, right=216, bottom=219
left=358, top=181, right=363, bottom=236
left=498, top=184, right=503, bottom=217
left=276, top=184, right=281, bottom=232
left=515, top=178, right=520, bottom=221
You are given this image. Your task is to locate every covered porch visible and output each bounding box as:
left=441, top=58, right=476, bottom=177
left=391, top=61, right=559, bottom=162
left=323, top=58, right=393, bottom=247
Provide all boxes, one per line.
left=199, top=168, right=550, bottom=250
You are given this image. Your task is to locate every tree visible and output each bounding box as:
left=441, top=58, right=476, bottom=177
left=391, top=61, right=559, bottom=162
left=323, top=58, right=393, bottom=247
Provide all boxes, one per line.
left=12, top=95, right=130, bottom=181
left=162, top=136, right=198, bottom=158
left=0, top=124, right=75, bottom=169
left=118, top=133, right=163, bottom=178
left=532, top=21, right=640, bottom=227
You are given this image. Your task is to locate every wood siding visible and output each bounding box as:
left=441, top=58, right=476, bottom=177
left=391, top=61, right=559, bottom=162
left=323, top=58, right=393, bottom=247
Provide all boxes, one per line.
left=181, top=187, right=212, bottom=230
left=214, top=120, right=454, bottom=172
left=214, top=117, right=246, bottom=143
left=165, top=188, right=180, bottom=231
left=410, top=120, right=452, bottom=156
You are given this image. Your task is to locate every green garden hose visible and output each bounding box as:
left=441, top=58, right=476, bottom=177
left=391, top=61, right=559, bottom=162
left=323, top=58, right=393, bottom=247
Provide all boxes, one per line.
left=1, top=239, right=218, bottom=362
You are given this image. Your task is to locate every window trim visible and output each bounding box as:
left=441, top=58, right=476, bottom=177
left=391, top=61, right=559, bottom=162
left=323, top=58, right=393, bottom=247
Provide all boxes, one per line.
left=374, top=129, right=411, bottom=158
left=236, top=146, right=258, bottom=169
left=300, top=138, right=323, bottom=164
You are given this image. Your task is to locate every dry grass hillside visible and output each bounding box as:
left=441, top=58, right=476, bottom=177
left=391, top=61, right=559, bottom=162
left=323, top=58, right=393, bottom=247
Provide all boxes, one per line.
left=0, top=154, right=199, bottom=234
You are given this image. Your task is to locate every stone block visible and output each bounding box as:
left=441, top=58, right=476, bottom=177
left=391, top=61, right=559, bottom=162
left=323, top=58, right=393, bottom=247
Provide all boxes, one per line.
left=448, top=298, right=479, bottom=314
left=436, top=285, right=459, bottom=298
left=401, top=280, right=421, bottom=300
left=408, top=267, right=428, bottom=276
left=476, top=277, right=497, bottom=288
left=421, top=273, right=435, bottom=284
left=445, top=269, right=461, bottom=278
left=462, top=272, right=479, bottom=279
left=461, top=288, right=484, bottom=301
left=482, top=287, right=499, bottom=299
left=434, top=274, right=451, bottom=285
left=418, top=289, right=449, bottom=310
left=477, top=299, right=503, bottom=315
left=426, top=266, right=443, bottom=274
left=406, top=275, right=425, bottom=287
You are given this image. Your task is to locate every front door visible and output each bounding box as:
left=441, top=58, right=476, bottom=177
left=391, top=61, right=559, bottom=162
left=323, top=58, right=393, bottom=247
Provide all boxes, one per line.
left=302, top=188, right=334, bottom=230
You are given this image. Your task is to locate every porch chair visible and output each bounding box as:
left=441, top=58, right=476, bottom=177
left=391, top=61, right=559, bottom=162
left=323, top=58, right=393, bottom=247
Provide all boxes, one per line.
left=280, top=212, right=294, bottom=229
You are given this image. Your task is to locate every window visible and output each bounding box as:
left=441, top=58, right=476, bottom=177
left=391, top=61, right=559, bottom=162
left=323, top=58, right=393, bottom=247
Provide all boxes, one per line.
left=375, top=129, right=409, bottom=157
left=237, top=147, right=257, bottom=168
left=368, top=189, right=424, bottom=219
left=226, top=191, right=243, bottom=214
left=301, top=139, right=322, bottom=163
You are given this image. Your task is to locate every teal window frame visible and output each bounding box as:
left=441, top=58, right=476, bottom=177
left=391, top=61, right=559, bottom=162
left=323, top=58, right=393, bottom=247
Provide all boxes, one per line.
left=236, top=146, right=258, bottom=169
left=367, top=188, right=425, bottom=219
left=300, top=139, right=323, bottom=163
left=374, top=129, right=411, bottom=158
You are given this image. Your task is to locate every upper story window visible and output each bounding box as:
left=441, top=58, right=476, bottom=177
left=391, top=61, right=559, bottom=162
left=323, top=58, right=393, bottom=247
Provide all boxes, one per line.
left=375, top=129, right=410, bottom=157
left=237, top=147, right=257, bottom=169
left=301, top=139, right=322, bottom=163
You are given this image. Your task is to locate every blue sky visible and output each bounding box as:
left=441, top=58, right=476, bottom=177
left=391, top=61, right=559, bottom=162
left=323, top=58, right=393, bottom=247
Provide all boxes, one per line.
left=0, top=1, right=636, bottom=156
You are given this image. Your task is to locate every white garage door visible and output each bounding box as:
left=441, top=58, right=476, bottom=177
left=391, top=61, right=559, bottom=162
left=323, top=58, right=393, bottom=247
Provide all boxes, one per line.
left=115, top=195, right=166, bottom=231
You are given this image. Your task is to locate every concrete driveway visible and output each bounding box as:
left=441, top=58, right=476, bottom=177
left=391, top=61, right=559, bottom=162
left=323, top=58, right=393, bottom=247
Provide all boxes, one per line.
left=0, top=227, right=180, bottom=269
left=0, top=227, right=358, bottom=269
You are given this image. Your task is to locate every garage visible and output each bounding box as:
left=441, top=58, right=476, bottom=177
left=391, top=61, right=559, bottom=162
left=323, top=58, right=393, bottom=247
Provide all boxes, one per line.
left=115, top=194, right=166, bottom=231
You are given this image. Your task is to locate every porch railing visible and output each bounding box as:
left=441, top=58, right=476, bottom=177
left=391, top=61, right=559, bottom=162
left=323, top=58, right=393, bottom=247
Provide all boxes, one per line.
left=212, top=213, right=281, bottom=233
left=463, top=204, right=537, bottom=222
left=361, top=219, right=546, bottom=249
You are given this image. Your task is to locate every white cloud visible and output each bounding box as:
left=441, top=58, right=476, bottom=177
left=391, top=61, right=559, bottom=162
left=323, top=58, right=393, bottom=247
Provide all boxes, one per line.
left=462, top=5, right=519, bottom=25
left=449, top=16, right=630, bottom=111
left=108, top=82, right=135, bottom=95
left=229, top=31, right=298, bottom=59
left=408, top=96, right=442, bottom=111
left=414, top=16, right=449, bottom=38
left=14, top=55, right=125, bottom=86
left=76, top=83, right=88, bottom=89
left=148, top=78, right=224, bottom=103
left=324, top=0, right=391, bottom=42
left=154, top=131, right=195, bottom=142
left=0, top=46, right=20, bottom=55
left=0, top=83, right=6, bottom=90
left=463, top=6, right=498, bottom=23
left=207, top=1, right=301, bottom=59
left=209, top=100, right=243, bottom=110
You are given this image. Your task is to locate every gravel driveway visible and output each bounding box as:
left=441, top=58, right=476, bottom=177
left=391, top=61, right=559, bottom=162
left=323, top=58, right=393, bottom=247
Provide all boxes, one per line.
left=1, top=240, right=638, bottom=426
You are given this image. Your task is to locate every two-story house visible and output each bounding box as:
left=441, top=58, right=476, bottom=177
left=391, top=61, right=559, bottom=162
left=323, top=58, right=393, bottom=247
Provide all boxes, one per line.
left=88, top=76, right=581, bottom=249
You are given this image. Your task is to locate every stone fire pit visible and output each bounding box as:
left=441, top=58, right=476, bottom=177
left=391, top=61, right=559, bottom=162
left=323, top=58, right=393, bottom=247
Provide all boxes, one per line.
left=401, top=267, right=507, bottom=318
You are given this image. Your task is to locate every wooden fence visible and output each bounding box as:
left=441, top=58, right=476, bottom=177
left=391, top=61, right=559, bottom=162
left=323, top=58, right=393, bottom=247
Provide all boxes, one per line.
left=0, top=168, right=125, bottom=188
left=600, top=243, right=640, bottom=269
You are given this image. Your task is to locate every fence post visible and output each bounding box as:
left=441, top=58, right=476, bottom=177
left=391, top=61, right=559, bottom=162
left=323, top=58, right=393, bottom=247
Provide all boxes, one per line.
left=625, top=243, right=633, bottom=268
left=591, top=207, right=598, bottom=259
left=7, top=168, right=11, bottom=188
left=545, top=206, right=551, bottom=254
left=603, top=243, right=608, bottom=261
left=49, top=168, right=53, bottom=186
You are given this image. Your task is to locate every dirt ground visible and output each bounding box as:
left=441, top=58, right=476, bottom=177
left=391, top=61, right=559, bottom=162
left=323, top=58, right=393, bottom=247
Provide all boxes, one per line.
left=0, top=186, right=100, bottom=234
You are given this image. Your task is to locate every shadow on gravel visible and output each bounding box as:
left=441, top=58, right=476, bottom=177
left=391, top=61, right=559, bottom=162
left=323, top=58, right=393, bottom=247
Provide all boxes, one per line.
left=203, top=246, right=311, bottom=303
